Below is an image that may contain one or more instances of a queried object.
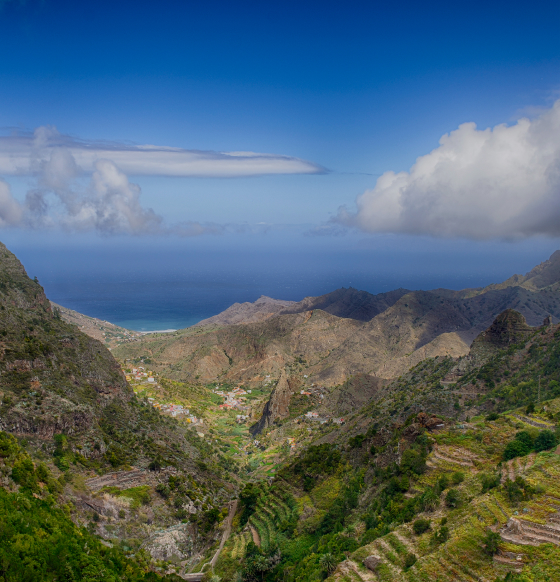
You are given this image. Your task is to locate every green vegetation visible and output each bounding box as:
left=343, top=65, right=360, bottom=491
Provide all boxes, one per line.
left=0, top=432, right=179, bottom=582
left=503, top=428, right=557, bottom=460
left=209, top=312, right=560, bottom=581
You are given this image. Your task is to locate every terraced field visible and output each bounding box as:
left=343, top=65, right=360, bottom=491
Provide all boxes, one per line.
left=223, top=482, right=297, bottom=559
left=331, top=417, right=560, bottom=582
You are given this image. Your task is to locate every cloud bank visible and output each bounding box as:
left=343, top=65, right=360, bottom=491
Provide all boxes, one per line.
left=0, top=125, right=325, bottom=235
left=337, top=99, right=560, bottom=240
left=0, top=126, right=325, bottom=178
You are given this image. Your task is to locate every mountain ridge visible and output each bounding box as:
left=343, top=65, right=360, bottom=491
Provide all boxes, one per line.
left=113, top=251, right=560, bottom=387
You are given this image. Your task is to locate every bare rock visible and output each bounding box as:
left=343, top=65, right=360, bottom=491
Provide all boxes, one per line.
left=250, top=370, right=299, bottom=435
left=363, top=555, right=382, bottom=571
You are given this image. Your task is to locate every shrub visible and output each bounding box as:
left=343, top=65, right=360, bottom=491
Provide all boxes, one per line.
left=503, top=477, right=535, bottom=503
left=155, top=483, right=170, bottom=498
left=432, top=524, right=449, bottom=545
left=534, top=429, right=556, bottom=452
left=486, top=412, right=500, bottom=421
left=437, top=474, right=450, bottom=492
left=451, top=471, right=465, bottom=485
left=400, top=448, right=427, bottom=475
left=503, top=433, right=533, bottom=460
left=480, top=472, right=501, bottom=493
left=445, top=488, right=461, bottom=508
left=515, top=431, right=535, bottom=449
left=420, top=487, right=439, bottom=511
left=404, top=553, right=417, bottom=569
left=319, top=553, right=337, bottom=575
left=11, top=455, right=38, bottom=490
left=482, top=530, right=501, bottom=556
left=348, top=434, right=366, bottom=449
left=526, top=402, right=535, bottom=414
left=412, top=518, right=431, bottom=535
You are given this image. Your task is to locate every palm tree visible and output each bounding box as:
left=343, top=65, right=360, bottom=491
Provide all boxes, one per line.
left=319, top=553, right=337, bottom=575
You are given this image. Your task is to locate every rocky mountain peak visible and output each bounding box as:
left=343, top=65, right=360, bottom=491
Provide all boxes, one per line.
left=470, top=309, right=533, bottom=361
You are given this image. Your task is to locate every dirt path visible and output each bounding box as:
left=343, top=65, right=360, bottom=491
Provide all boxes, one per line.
left=210, top=499, right=238, bottom=569
left=249, top=525, right=261, bottom=547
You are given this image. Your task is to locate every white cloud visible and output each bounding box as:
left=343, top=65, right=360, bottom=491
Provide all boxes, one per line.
left=0, top=126, right=325, bottom=178
left=0, top=125, right=325, bottom=235
left=19, top=155, right=164, bottom=235
left=0, top=180, right=23, bottom=227
left=337, top=99, right=560, bottom=239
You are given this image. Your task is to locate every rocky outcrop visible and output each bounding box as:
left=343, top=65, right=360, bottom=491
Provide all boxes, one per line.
left=250, top=370, right=299, bottom=435
left=416, top=412, right=446, bottom=431
left=142, top=523, right=196, bottom=562
left=469, top=309, right=533, bottom=363
left=3, top=398, right=94, bottom=438
left=363, top=555, right=382, bottom=571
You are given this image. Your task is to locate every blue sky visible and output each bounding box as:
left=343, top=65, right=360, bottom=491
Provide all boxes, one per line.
left=1, top=0, right=560, bottom=319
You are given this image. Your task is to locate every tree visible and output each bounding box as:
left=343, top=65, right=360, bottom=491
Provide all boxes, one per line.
left=420, top=487, right=439, bottom=511
left=534, top=429, right=556, bottom=452
left=482, top=530, right=501, bottom=556
left=319, top=553, right=337, bottom=575
left=503, top=439, right=530, bottom=461
left=445, top=488, right=461, bottom=508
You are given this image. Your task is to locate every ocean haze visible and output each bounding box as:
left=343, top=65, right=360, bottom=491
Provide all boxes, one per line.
left=5, top=232, right=560, bottom=331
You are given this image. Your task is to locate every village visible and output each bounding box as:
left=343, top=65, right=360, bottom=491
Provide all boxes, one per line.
left=124, top=365, right=203, bottom=426
left=119, top=361, right=347, bottom=478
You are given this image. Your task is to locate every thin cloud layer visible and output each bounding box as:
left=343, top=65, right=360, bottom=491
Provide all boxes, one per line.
left=337, top=99, right=560, bottom=240
left=0, top=125, right=325, bottom=235
left=0, top=126, right=325, bottom=178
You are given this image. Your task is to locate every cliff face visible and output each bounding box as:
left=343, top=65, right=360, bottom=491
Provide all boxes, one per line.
left=250, top=370, right=299, bottom=435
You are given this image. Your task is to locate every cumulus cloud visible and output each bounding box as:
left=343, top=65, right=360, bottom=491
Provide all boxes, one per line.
left=17, top=152, right=165, bottom=235
left=0, top=125, right=325, bottom=235
left=0, top=180, right=23, bottom=227
left=337, top=99, right=560, bottom=239
left=0, top=126, right=325, bottom=178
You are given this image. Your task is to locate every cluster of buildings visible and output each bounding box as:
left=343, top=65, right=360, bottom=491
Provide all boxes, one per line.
left=300, top=383, right=326, bottom=399
left=146, top=398, right=202, bottom=425
left=125, top=366, right=156, bottom=383
left=302, top=410, right=345, bottom=425
left=214, top=385, right=252, bottom=411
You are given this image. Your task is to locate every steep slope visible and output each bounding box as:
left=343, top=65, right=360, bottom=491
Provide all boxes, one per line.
left=194, top=295, right=296, bottom=327
left=52, top=301, right=143, bottom=349
left=211, top=312, right=560, bottom=582
left=0, top=242, right=235, bottom=576
left=114, top=252, right=560, bottom=388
